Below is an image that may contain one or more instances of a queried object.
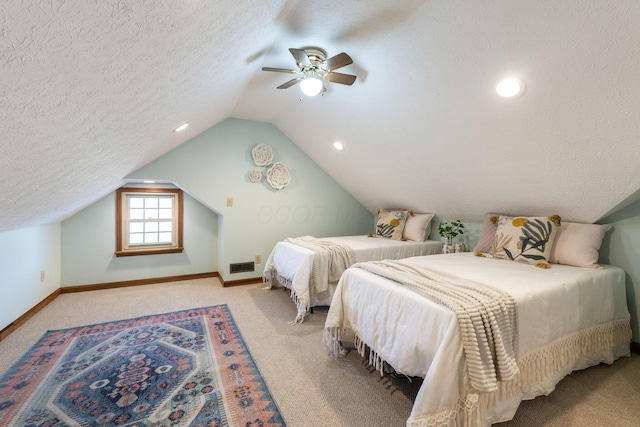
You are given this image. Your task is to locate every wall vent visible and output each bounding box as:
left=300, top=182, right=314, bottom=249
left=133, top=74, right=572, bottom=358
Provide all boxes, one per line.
left=230, top=262, right=255, bottom=274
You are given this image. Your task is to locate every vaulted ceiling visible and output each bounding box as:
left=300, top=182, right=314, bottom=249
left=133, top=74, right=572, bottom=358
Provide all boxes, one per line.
left=2, top=0, right=640, bottom=233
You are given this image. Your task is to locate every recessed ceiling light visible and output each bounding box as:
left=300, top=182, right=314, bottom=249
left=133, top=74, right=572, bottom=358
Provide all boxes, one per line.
left=143, top=180, right=156, bottom=184
left=174, top=123, right=189, bottom=132
left=496, top=77, right=525, bottom=98
left=333, top=141, right=344, bottom=150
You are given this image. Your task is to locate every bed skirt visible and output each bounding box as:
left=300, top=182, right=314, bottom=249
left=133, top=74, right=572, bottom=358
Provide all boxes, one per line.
left=414, top=318, right=631, bottom=427
left=327, top=318, right=631, bottom=427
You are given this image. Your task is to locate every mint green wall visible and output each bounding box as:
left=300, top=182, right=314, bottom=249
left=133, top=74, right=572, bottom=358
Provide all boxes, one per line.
left=0, top=224, right=61, bottom=330
left=599, top=200, right=640, bottom=342
left=128, top=118, right=373, bottom=280
left=61, top=190, right=218, bottom=287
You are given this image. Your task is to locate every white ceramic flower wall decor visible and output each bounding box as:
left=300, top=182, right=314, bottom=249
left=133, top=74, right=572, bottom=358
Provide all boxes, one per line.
left=248, top=170, right=262, bottom=183
left=252, top=144, right=274, bottom=167
left=248, top=144, right=292, bottom=190
left=266, top=162, right=291, bottom=190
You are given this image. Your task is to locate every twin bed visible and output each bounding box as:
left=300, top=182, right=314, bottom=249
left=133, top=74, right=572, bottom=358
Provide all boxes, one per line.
left=263, top=234, right=442, bottom=323
left=324, top=249, right=630, bottom=426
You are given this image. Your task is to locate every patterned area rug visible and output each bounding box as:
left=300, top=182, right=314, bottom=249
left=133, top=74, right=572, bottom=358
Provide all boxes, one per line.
left=0, top=305, right=286, bottom=426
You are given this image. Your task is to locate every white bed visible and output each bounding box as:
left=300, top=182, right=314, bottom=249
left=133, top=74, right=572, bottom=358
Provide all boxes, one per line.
left=263, top=235, right=442, bottom=323
left=324, top=252, right=631, bottom=427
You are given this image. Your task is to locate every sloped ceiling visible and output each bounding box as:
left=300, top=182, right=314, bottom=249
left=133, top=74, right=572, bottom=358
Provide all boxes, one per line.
left=2, top=0, right=640, bottom=233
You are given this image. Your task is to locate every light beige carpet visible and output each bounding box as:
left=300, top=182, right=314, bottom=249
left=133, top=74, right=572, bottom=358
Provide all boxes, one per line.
left=1, top=278, right=638, bottom=426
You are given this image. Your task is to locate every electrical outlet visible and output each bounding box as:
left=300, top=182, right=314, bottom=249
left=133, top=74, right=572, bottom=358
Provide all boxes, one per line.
left=40, top=270, right=45, bottom=282
left=254, top=254, right=261, bottom=264
left=226, top=197, right=233, bottom=207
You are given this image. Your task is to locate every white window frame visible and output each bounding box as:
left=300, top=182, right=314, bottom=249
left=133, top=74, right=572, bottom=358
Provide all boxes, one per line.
left=115, top=187, right=183, bottom=257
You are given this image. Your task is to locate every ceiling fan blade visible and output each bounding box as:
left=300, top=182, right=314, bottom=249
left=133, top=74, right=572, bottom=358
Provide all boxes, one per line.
left=277, top=78, right=303, bottom=89
left=322, top=52, right=353, bottom=71
left=262, top=67, right=299, bottom=74
left=324, top=72, right=357, bottom=85
left=289, top=48, right=311, bottom=66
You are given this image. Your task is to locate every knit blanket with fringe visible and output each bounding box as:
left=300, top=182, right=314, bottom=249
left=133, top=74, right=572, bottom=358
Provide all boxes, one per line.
left=263, top=236, right=355, bottom=324
left=284, top=236, right=356, bottom=296
left=351, top=259, right=519, bottom=393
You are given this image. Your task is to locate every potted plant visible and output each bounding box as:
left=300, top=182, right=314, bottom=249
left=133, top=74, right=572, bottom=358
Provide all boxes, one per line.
left=438, top=219, right=465, bottom=246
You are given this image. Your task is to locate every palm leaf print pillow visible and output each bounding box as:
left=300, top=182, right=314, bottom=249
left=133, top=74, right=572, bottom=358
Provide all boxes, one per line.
left=375, top=209, right=409, bottom=240
left=488, top=215, right=562, bottom=268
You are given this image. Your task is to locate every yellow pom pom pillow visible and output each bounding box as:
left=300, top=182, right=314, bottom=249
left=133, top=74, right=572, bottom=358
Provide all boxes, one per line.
left=376, top=209, right=409, bottom=240
left=488, top=215, right=562, bottom=268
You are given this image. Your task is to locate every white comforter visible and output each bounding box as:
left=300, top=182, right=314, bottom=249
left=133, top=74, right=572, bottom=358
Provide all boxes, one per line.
left=325, top=253, right=631, bottom=427
left=264, top=235, right=442, bottom=319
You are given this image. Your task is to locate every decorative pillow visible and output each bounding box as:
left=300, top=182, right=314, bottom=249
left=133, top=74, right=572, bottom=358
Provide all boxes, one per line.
left=403, top=212, right=435, bottom=242
left=549, top=222, right=611, bottom=268
left=473, top=213, right=506, bottom=253
left=376, top=209, right=409, bottom=240
left=488, top=215, right=562, bottom=268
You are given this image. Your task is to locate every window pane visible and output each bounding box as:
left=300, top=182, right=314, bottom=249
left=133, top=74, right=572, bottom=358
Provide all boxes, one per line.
left=145, top=222, right=159, bottom=233
left=145, top=209, right=159, bottom=219
left=159, top=208, right=172, bottom=219
left=159, top=232, right=172, bottom=242
left=144, top=198, right=159, bottom=209
left=129, top=223, right=144, bottom=233
left=130, top=233, right=144, bottom=244
left=145, top=232, right=159, bottom=243
left=129, top=197, right=144, bottom=209
left=130, top=208, right=144, bottom=219
left=159, top=222, right=172, bottom=232
left=159, top=198, right=172, bottom=208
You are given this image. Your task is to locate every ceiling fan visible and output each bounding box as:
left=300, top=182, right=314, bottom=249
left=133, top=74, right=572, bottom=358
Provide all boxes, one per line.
left=262, top=47, right=357, bottom=96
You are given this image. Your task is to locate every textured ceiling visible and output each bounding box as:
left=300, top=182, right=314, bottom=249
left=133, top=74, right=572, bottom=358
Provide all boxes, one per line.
left=2, top=0, right=640, bottom=233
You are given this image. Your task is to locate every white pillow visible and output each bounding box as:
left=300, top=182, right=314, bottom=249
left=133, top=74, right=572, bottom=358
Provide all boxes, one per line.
left=403, top=213, right=435, bottom=242
left=549, top=223, right=611, bottom=268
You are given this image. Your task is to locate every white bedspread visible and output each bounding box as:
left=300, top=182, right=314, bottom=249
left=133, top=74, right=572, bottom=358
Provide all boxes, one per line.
left=324, top=253, right=631, bottom=427
left=263, top=235, right=442, bottom=322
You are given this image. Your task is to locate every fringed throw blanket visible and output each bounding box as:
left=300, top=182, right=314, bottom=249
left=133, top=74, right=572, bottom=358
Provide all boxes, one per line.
left=264, top=236, right=355, bottom=323
left=339, top=260, right=519, bottom=393
left=286, top=236, right=356, bottom=294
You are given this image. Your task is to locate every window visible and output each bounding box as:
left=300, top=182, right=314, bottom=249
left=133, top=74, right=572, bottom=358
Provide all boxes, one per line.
left=116, top=187, right=183, bottom=256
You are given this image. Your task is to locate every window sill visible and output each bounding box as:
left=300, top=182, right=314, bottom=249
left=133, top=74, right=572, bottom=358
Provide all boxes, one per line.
left=115, top=247, right=184, bottom=257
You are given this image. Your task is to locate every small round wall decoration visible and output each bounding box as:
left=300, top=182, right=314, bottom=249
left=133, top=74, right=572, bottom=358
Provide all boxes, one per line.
left=248, top=170, right=262, bottom=183
left=266, top=162, right=291, bottom=190
left=252, top=144, right=274, bottom=167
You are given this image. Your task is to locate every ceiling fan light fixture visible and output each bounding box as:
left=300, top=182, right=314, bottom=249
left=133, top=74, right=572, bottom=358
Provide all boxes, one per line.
left=262, top=47, right=356, bottom=95
left=300, top=77, right=323, bottom=96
